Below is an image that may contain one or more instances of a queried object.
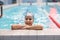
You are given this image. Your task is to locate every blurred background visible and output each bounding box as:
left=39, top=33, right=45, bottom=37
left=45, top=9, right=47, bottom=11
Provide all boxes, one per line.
left=0, top=0, right=60, bottom=5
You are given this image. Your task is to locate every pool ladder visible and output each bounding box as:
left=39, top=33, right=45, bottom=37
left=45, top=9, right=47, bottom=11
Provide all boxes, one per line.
left=0, top=5, right=3, bottom=18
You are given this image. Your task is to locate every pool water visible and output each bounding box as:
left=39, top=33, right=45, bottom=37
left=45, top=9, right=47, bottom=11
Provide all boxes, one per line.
left=0, top=5, right=60, bottom=29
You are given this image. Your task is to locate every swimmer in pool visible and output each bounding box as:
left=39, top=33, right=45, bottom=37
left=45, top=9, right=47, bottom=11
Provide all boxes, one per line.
left=11, top=12, right=43, bottom=30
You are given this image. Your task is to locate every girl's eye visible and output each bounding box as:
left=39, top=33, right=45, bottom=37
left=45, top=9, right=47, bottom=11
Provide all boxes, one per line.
left=26, top=18, right=28, bottom=20
left=25, top=18, right=32, bottom=20
left=29, top=18, right=32, bottom=20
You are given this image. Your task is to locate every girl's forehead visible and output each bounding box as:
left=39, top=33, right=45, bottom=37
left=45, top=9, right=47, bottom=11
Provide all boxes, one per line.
left=25, top=16, right=33, bottom=18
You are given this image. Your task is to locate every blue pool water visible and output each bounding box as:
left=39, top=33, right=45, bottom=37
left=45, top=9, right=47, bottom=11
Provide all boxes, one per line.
left=0, top=5, right=60, bottom=29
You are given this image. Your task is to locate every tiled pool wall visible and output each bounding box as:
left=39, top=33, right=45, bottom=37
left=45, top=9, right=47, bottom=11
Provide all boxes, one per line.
left=0, top=35, right=60, bottom=40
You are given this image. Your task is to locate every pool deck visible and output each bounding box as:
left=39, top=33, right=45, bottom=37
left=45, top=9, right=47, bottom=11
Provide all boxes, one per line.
left=0, top=29, right=60, bottom=36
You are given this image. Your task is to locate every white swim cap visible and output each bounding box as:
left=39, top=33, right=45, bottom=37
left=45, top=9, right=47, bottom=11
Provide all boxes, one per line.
left=26, top=12, right=33, bottom=17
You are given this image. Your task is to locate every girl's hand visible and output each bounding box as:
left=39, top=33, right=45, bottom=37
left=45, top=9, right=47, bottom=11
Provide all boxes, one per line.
left=23, top=25, right=32, bottom=29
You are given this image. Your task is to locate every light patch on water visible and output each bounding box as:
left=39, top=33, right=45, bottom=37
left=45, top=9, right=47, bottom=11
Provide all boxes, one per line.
left=56, top=14, right=60, bottom=23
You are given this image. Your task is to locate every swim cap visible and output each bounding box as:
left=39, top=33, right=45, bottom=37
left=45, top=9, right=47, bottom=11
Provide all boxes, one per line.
left=26, top=12, right=33, bottom=16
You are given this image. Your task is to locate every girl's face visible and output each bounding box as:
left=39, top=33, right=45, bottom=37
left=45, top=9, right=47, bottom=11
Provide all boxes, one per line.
left=25, top=16, right=34, bottom=26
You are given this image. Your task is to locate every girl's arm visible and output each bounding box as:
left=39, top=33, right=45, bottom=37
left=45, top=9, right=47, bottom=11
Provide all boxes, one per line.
left=23, top=25, right=43, bottom=30
left=11, top=24, right=24, bottom=30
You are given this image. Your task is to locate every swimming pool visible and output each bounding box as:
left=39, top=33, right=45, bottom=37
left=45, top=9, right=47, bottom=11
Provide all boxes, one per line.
left=0, top=5, right=60, bottom=29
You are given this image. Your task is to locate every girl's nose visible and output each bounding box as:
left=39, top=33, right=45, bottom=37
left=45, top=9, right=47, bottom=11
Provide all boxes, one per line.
left=27, top=20, right=30, bottom=21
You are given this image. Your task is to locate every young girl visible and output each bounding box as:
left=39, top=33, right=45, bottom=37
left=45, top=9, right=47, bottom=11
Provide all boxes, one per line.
left=11, top=12, right=43, bottom=30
